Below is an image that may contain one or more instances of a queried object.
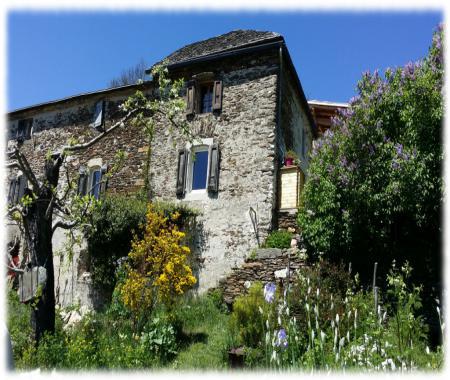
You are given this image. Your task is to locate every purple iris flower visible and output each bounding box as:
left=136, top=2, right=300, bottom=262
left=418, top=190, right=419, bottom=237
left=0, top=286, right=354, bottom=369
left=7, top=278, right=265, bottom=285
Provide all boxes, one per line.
left=276, top=329, right=288, bottom=349
left=264, top=283, right=276, bottom=303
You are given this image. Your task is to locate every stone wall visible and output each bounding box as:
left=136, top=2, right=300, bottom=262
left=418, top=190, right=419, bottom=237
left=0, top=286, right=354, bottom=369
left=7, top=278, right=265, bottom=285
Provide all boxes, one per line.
left=6, top=43, right=316, bottom=304
left=6, top=49, right=282, bottom=301
left=214, top=247, right=307, bottom=304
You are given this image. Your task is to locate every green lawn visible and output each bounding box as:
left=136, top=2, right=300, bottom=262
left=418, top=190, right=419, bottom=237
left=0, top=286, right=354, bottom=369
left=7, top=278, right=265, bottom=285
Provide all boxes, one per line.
left=172, top=295, right=231, bottom=370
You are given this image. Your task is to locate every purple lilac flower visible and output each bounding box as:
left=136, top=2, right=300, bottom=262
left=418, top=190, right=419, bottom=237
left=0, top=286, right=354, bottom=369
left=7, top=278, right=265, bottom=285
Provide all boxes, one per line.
left=392, top=161, right=400, bottom=170
left=395, top=143, right=403, bottom=156
left=339, top=174, right=349, bottom=186
left=276, top=328, right=288, bottom=349
left=264, top=283, right=276, bottom=303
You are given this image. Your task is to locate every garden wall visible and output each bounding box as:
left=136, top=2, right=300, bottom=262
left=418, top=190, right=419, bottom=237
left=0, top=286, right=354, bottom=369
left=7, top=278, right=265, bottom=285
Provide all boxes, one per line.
left=213, top=247, right=307, bottom=304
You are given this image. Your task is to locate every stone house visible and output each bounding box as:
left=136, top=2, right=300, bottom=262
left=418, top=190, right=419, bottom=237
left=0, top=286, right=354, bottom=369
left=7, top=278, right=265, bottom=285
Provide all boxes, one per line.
left=6, top=30, right=343, bottom=308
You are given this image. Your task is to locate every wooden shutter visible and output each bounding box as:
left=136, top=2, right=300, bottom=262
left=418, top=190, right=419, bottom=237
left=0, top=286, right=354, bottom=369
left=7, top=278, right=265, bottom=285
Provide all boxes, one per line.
left=207, top=144, right=220, bottom=193
left=186, top=82, right=196, bottom=116
left=8, top=179, right=17, bottom=204
left=77, top=166, right=87, bottom=196
left=212, top=80, right=223, bottom=111
left=100, top=164, right=108, bottom=196
left=176, top=149, right=187, bottom=197
left=16, top=175, right=27, bottom=203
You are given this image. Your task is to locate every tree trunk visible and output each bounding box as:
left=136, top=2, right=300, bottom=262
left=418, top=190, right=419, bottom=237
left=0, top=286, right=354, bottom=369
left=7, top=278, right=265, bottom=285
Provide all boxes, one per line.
left=22, top=156, right=62, bottom=343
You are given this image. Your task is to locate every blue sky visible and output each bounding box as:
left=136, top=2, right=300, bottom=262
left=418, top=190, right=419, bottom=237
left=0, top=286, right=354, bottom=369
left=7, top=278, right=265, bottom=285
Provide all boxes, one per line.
left=7, top=11, right=442, bottom=111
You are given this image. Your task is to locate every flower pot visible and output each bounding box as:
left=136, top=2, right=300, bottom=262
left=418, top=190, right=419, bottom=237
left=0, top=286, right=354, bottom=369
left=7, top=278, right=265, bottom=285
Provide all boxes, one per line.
left=285, top=157, right=294, bottom=166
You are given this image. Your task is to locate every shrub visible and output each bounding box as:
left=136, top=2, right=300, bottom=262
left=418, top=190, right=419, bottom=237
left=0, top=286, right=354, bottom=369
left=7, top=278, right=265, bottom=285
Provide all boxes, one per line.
left=87, top=194, right=147, bottom=295
left=229, top=282, right=272, bottom=348
left=263, top=230, right=293, bottom=249
left=6, top=290, right=33, bottom=365
left=120, top=203, right=197, bottom=330
left=297, top=26, right=443, bottom=295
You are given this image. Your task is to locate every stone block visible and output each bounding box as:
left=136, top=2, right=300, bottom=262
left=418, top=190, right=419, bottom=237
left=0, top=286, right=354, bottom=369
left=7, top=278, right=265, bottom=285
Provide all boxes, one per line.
left=255, top=248, right=283, bottom=259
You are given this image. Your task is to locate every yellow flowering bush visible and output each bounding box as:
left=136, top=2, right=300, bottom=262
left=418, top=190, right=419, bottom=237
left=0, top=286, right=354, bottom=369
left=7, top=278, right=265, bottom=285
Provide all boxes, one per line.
left=121, top=203, right=196, bottom=318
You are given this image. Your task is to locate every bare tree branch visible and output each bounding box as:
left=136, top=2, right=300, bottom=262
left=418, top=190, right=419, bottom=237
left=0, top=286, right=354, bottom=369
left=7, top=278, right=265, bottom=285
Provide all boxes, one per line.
left=52, top=220, right=79, bottom=234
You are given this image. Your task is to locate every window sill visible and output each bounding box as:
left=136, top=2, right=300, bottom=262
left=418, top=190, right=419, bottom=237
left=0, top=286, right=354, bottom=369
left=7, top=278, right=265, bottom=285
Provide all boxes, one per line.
left=184, top=190, right=209, bottom=201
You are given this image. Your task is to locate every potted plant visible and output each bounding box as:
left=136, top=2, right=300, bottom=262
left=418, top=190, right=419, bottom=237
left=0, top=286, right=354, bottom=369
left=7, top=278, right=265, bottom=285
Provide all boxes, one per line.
left=284, top=150, right=299, bottom=166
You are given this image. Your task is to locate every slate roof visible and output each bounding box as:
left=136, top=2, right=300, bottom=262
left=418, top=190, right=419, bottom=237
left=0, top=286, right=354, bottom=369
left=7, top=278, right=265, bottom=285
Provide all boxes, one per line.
left=156, top=29, right=283, bottom=67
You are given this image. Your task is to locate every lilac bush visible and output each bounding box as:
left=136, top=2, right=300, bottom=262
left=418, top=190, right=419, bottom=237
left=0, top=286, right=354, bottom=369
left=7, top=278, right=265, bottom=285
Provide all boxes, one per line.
left=298, top=25, right=443, bottom=295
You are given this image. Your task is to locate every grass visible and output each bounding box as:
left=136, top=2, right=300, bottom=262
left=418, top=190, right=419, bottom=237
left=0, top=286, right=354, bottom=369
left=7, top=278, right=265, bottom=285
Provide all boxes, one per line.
left=172, top=295, right=231, bottom=370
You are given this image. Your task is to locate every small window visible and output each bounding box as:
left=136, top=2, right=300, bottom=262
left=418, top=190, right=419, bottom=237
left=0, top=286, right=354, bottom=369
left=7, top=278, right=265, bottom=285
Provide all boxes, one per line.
left=192, top=150, right=209, bottom=190
left=199, top=84, right=213, bottom=114
left=92, top=100, right=105, bottom=130
left=17, top=119, right=33, bottom=141
left=89, top=167, right=102, bottom=200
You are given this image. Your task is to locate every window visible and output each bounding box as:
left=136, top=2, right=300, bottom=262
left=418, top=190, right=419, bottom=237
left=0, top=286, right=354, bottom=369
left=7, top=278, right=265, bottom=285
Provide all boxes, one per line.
left=82, top=163, right=108, bottom=199
left=92, top=100, right=105, bottom=130
left=185, top=80, right=223, bottom=116
left=176, top=141, right=220, bottom=198
left=17, top=119, right=33, bottom=141
left=190, top=147, right=209, bottom=191
left=90, top=168, right=102, bottom=199
left=200, top=84, right=213, bottom=114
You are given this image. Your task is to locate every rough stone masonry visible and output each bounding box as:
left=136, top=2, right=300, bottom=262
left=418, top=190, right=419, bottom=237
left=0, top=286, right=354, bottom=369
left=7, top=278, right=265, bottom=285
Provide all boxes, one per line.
left=6, top=30, right=316, bottom=308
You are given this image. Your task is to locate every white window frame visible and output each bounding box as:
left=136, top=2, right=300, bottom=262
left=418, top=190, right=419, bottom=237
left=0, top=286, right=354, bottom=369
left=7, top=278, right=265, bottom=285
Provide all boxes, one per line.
left=184, top=138, right=213, bottom=200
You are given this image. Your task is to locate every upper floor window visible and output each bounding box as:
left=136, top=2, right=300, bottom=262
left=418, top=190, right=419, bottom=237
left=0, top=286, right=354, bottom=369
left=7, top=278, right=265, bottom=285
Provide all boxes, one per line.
left=186, top=79, right=223, bottom=116
left=17, top=119, right=33, bottom=142
left=92, top=100, right=105, bottom=131
left=200, top=84, right=214, bottom=114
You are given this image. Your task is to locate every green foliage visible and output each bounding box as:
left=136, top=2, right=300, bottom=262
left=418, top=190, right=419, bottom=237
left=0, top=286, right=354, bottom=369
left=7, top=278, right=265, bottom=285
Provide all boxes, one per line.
left=87, top=194, right=147, bottom=294
left=229, top=282, right=270, bottom=348
left=263, top=230, right=293, bottom=249
left=298, top=26, right=443, bottom=290
left=251, top=262, right=442, bottom=371
left=207, top=288, right=228, bottom=313
left=6, top=291, right=33, bottom=365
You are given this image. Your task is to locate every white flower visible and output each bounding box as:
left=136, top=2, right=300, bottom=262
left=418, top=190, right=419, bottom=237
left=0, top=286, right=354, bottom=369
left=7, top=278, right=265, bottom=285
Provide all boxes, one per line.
left=316, top=288, right=320, bottom=297
left=266, top=319, right=270, bottom=329
left=336, top=313, right=340, bottom=324
left=426, top=346, right=430, bottom=355
left=305, top=303, right=310, bottom=312
left=278, top=315, right=282, bottom=325
left=244, top=280, right=252, bottom=289
left=258, top=306, right=263, bottom=315
left=331, top=320, right=335, bottom=329
left=346, top=331, right=350, bottom=342
left=320, top=330, right=326, bottom=343
left=311, top=329, right=315, bottom=342
left=339, top=337, right=345, bottom=349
